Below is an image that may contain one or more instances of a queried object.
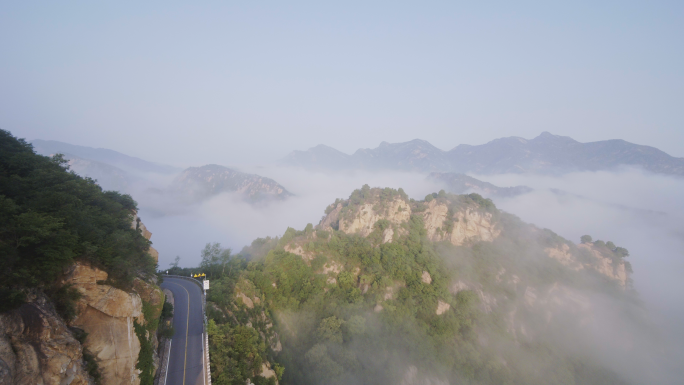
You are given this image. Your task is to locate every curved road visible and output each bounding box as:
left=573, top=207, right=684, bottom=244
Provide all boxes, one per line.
left=161, top=277, right=205, bottom=385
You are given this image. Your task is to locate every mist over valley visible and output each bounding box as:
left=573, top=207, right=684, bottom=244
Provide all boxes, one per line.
left=2, top=3, right=683, bottom=383
left=10, top=132, right=684, bottom=384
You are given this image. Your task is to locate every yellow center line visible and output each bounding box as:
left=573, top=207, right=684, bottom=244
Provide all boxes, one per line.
left=167, top=281, right=191, bottom=385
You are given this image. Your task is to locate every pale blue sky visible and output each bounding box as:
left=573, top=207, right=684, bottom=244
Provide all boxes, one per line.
left=1, top=1, right=682, bottom=166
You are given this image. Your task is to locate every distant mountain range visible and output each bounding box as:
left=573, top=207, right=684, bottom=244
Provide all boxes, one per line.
left=170, top=164, right=292, bottom=203
left=282, top=132, right=684, bottom=176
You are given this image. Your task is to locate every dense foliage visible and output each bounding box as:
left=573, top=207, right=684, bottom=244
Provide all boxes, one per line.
left=198, top=186, right=635, bottom=385
left=0, top=130, right=157, bottom=311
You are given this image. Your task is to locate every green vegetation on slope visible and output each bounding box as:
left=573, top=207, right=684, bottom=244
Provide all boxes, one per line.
left=0, top=129, right=157, bottom=311
left=198, top=186, right=634, bottom=385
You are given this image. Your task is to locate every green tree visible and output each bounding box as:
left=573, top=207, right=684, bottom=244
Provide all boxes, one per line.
left=316, top=316, right=343, bottom=344
left=171, top=255, right=181, bottom=268
left=201, top=242, right=222, bottom=276
left=580, top=235, right=593, bottom=243
left=220, top=248, right=232, bottom=275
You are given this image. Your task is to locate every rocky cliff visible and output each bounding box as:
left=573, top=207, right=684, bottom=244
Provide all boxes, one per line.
left=61, top=262, right=163, bottom=385
left=0, top=222, right=162, bottom=385
left=0, top=291, right=90, bottom=385
left=319, top=187, right=501, bottom=247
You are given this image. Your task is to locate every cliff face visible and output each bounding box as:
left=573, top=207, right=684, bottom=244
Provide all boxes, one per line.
left=0, top=291, right=90, bottom=385
left=62, top=263, right=143, bottom=385
left=319, top=189, right=500, bottom=247
left=421, top=200, right=500, bottom=245
left=338, top=197, right=411, bottom=237
left=131, top=213, right=158, bottom=263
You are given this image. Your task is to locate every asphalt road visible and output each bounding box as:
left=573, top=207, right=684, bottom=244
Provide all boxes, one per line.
left=161, top=277, right=205, bottom=385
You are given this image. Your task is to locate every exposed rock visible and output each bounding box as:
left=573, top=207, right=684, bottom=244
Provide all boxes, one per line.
left=545, top=244, right=584, bottom=271
left=283, top=244, right=313, bottom=262
left=62, top=262, right=144, bottom=385
left=319, top=203, right=343, bottom=231
left=449, top=209, right=500, bottom=245
left=321, top=261, right=343, bottom=276
left=421, top=201, right=449, bottom=240
left=133, top=278, right=164, bottom=374
left=382, top=228, right=394, bottom=243
left=436, top=300, right=451, bottom=315
left=260, top=363, right=276, bottom=380
left=236, top=292, right=255, bottom=309
left=578, top=244, right=628, bottom=286
left=339, top=198, right=411, bottom=237
left=422, top=200, right=500, bottom=245
left=421, top=271, right=432, bottom=284
left=544, top=244, right=629, bottom=286
left=131, top=213, right=158, bottom=262
left=0, top=291, right=90, bottom=385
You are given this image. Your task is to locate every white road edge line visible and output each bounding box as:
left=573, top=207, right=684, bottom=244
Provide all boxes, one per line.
left=163, top=339, right=172, bottom=385
left=202, top=332, right=206, bottom=385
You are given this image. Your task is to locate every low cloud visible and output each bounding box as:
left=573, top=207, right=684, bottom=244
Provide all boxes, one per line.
left=133, top=165, right=684, bottom=382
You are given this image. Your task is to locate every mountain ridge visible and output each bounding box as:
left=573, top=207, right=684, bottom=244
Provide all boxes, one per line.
left=31, top=139, right=180, bottom=175
left=170, top=164, right=293, bottom=203
left=282, top=132, right=684, bottom=176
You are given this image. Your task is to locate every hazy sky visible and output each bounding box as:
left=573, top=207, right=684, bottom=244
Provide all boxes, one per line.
left=1, top=1, right=683, bottom=166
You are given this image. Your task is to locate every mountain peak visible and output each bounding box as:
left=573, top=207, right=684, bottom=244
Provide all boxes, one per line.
left=532, top=132, right=577, bottom=143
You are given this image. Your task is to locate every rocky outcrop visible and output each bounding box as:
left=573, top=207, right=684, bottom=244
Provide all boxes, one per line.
left=338, top=198, right=411, bottom=237
left=283, top=244, right=313, bottom=262
left=435, top=300, right=450, bottom=315
left=131, top=213, right=158, bottom=263
left=577, top=244, right=629, bottom=286
left=318, top=188, right=500, bottom=247
left=422, top=200, right=500, bottom=246
left=0, top=291, right=90, bottom=385
left=544, top=243, right=629, bottom=286
left=62, top=263, right=145, bottom=385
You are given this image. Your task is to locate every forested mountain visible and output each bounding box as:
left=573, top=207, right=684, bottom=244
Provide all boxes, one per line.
left=282, top=132, right=684, bottom=176
left=170, top=164, right=293, bottom=203
left=190, top=185, right=644, bottom=385
left=0, top=130, right=164, bottom=385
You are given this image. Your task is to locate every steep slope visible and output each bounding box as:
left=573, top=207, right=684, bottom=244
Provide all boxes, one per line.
left=170, top=164, right=292, bottom=202
left=281, top=132, right=684, bottom=176
left=201, top=185, right=642, bottom=385
left=0, top=130, right=163, bottom=385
